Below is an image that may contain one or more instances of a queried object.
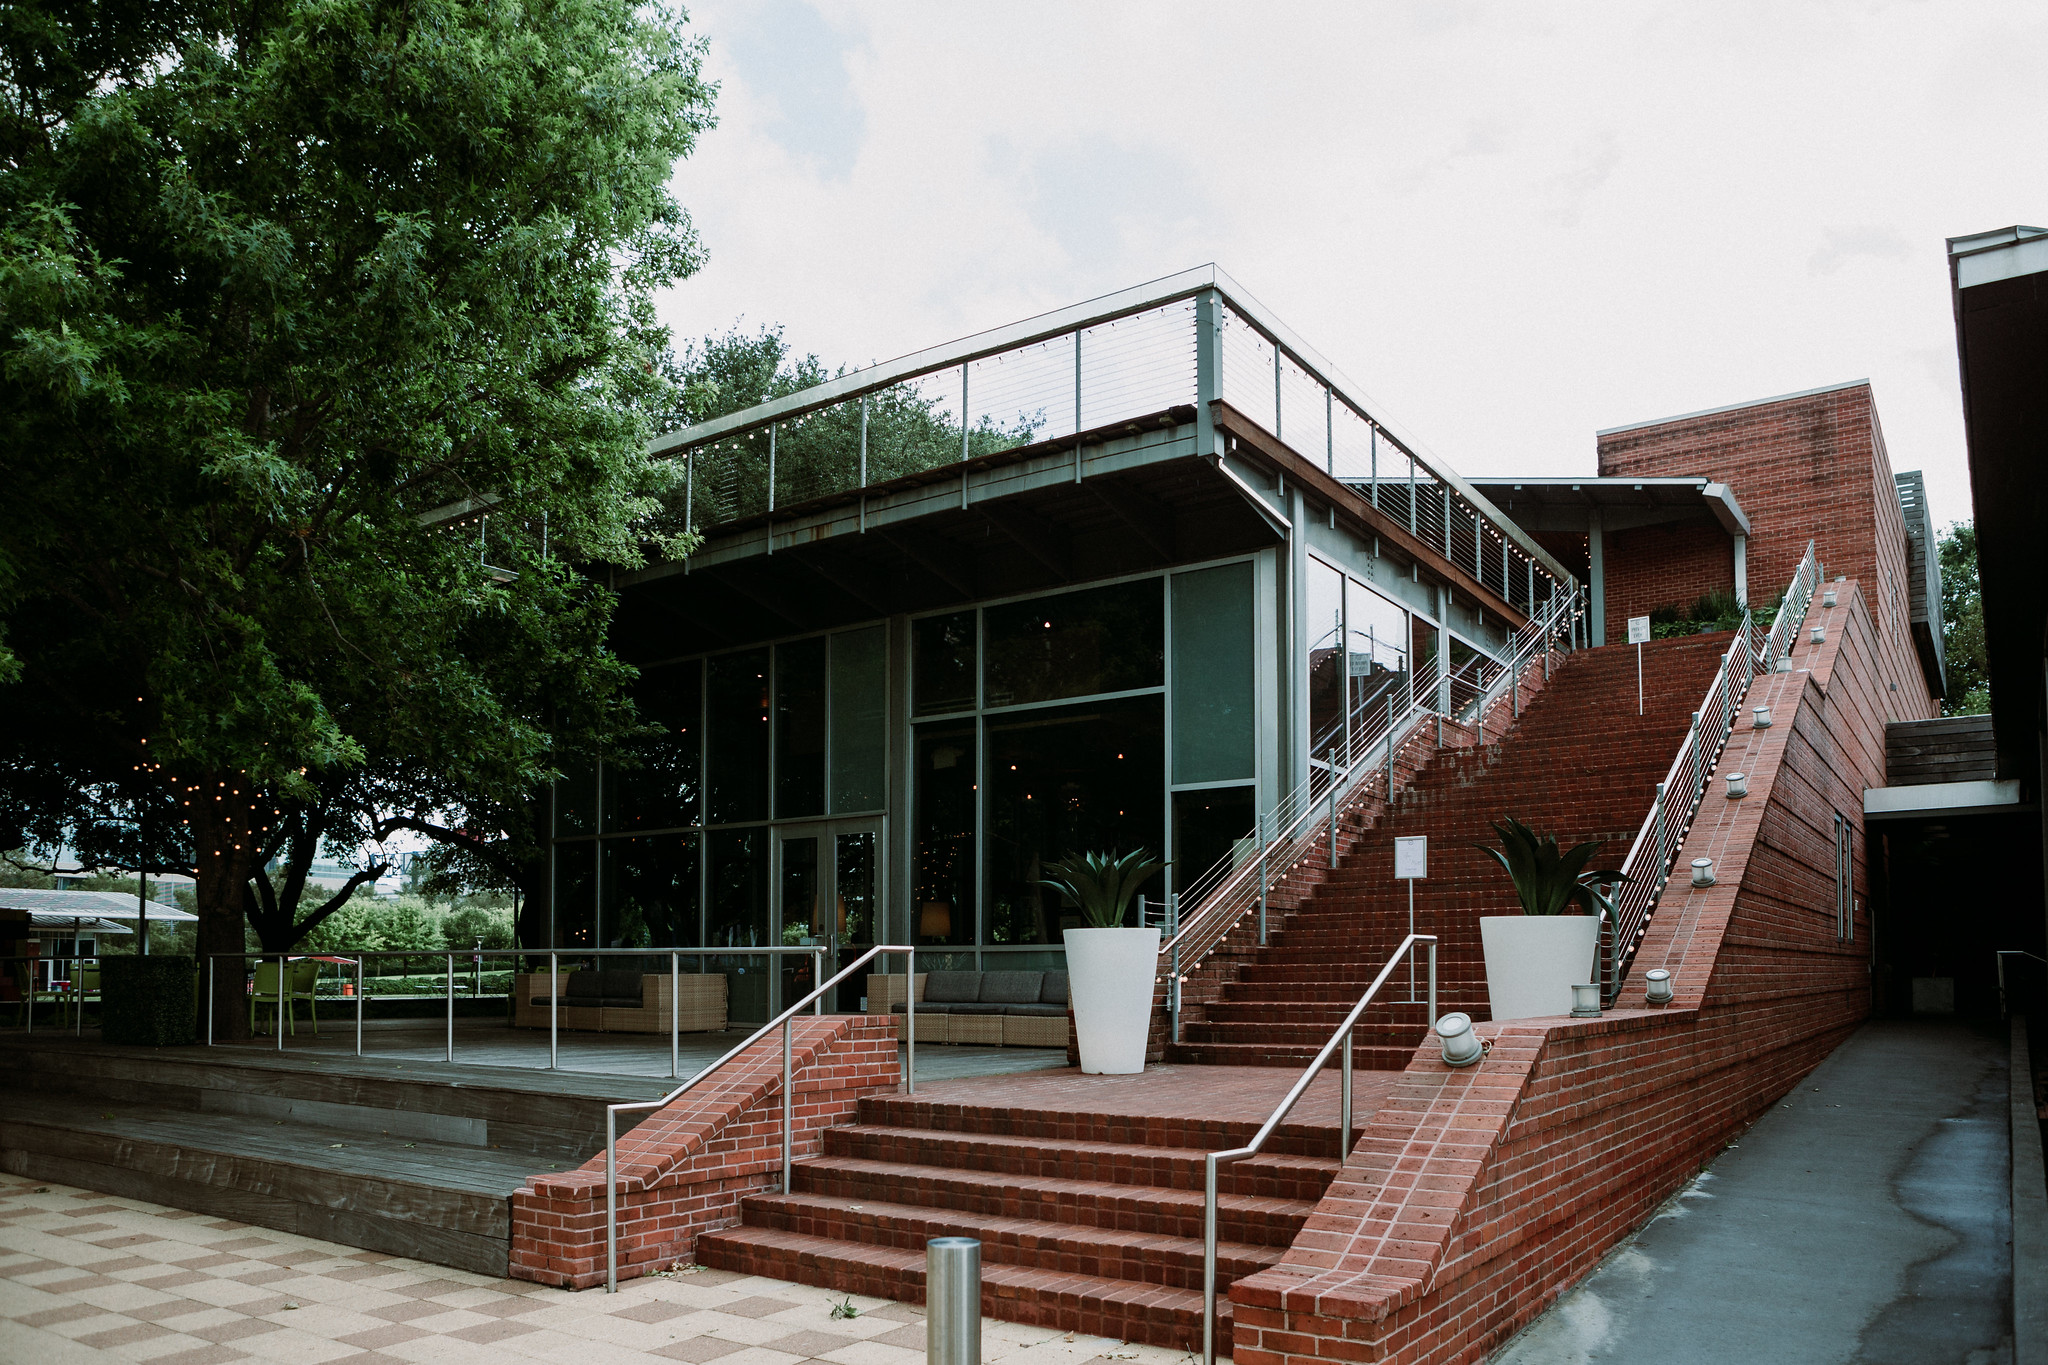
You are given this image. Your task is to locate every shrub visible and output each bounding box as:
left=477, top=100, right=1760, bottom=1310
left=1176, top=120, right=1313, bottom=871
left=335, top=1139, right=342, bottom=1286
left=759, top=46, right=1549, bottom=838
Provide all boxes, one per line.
left=100, top=955, right=197, bottom=1046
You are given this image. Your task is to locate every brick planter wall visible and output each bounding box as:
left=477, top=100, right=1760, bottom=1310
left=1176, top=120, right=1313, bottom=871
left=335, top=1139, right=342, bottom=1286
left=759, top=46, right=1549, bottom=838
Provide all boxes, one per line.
left=509, top=1016, right=898, bottom=1289
left=1228, top=584, right=1886, bottom=1364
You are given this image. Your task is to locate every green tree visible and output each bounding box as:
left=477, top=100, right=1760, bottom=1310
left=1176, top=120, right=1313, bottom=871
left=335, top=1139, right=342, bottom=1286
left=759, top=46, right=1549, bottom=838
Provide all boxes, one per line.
left=1938, top=522, right=1988, bottom=715
left=0, top=0, right=717, bottom=1035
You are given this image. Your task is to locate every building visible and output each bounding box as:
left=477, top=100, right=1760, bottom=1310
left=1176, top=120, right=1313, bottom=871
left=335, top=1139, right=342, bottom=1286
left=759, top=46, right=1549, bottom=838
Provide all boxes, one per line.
left=543, top=268, right=1580, bottom=1020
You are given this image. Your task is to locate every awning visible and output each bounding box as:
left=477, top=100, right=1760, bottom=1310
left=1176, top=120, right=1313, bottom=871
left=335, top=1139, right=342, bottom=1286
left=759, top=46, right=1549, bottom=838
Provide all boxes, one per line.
left=0, top=888, right=196, bottom=922
left=1863, top=778, right=2030, bottom=821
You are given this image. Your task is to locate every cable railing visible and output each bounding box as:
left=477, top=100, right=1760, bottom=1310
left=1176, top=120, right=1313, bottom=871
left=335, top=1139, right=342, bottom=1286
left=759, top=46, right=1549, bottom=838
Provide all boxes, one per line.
left=1598, top=540, right=1823, bottom=998
left=602, top=943, right=918, bottom=1292
left=1159, top=587, right=1581, bottom=1025
left=1197, top=933, right=1439, bottom=1365
left=200, top=946, right=829, bottom=1077
left=649, top=267, right=1571, bottom=610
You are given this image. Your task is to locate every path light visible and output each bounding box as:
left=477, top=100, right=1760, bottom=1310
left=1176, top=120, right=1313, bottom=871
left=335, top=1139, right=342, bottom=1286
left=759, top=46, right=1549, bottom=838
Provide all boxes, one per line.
left=1435, top=1012, right=1484, bottom=1068
left=1725, top=772, right=1748, bottom=798
left=1644, top=969, right=1675, bottom=1005
left=1752, top=705, right=1772, bottom=728
left=1691, top=857, right=1717, bottom=887
left=1775, top=656, right=1794, bottom=673
left=1822, top=588, right=1837, bottom=609
left=1810, top=624, right=1826, bottom=644
left=1571, top=984, right=1602, bottom=1018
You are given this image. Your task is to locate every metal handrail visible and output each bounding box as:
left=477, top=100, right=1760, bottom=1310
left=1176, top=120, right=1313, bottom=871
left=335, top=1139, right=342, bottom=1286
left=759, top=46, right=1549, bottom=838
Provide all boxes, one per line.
left=602, top=943, right=918, bottom=1292
left=202, top=945, right=830, bottom=1076
left=1602, top=539, right=1823, bottom=997
left=1997, top=949, right=2048, bottom=1018
left=1198, top=933, right=1438, bottom=1365
left=1163, top=586, right=1579, bottom=993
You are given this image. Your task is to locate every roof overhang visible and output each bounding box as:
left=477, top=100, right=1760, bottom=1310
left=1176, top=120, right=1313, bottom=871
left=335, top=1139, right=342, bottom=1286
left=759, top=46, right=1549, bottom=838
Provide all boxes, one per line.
left=0, top=888, right=195, bottom=921
left=1467, top=476, right=1751, bottom=537
left=1863, top=778, right=2028, bottom=821
left=1947, top=224, right=2048, bottom=788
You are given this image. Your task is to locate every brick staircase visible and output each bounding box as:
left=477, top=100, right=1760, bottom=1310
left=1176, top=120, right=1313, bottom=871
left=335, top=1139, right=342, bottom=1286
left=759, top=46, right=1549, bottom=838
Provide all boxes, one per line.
left=697, top=636, right=1729, bottom=1348
left=1168, top=634, right=1730, bottom=1068
left=697, top=1078, right=1351, bottom=1353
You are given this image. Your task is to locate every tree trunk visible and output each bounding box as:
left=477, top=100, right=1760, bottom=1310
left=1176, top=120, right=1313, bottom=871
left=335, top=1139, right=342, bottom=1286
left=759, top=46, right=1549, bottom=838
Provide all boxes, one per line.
left=190, top=772, right=270, bottom=1042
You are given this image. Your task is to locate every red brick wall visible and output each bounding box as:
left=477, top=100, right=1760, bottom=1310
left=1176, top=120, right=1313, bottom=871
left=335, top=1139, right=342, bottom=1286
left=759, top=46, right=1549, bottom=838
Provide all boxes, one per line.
left=1595, top=383, right=1936, bottom=717
left=1228, top=584, right=1885, bottom=1364
left=509, top=1016, right=898, bottom=1289
left=1602, top=521, right=1736, bottom=643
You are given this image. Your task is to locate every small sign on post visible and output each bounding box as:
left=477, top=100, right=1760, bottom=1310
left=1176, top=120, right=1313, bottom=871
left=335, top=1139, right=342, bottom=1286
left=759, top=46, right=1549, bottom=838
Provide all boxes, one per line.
left=1627, top=615, right=1651, bottom=714
left=1395, top=837, right=1426, bottom=1000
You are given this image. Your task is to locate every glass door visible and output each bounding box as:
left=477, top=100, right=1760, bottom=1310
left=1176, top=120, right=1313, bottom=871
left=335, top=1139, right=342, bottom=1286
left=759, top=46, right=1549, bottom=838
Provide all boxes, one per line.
left=774, top=819, right=883, bottom=1015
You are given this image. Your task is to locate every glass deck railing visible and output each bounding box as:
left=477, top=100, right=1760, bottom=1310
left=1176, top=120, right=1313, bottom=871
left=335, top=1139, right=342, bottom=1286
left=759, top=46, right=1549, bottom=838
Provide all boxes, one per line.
left=650, top=267, right=1569, bottom=614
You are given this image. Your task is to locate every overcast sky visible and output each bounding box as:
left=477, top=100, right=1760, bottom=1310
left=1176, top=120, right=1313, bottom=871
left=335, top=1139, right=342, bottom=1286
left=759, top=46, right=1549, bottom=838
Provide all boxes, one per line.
left=656, top=0, right=2046, bottom=535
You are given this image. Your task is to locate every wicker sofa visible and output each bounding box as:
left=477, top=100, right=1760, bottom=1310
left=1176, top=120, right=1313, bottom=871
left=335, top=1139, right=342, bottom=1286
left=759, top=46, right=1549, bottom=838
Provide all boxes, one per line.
left=866, top=969, right=1070, bottom=1048
left=512, top=968, right=726, bottom=1034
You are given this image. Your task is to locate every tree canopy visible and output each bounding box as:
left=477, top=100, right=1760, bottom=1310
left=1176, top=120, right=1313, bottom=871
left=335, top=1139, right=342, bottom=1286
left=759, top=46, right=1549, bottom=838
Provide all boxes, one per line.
left=0, top=0, right=719, bottom=1016
left=1938, top=521, right=1988, bottom=715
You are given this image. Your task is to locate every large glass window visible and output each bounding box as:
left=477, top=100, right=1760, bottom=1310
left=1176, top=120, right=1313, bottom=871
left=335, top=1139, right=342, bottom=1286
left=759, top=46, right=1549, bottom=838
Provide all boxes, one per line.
left=913, top=723, right=976, bottom=949
left=984, top=580, right=1164, bottom=708
left=707, top=650, right=770, bottom=824
left=606, top=663, right=701, bottom=832
left=706, top=828, right=769, bottom=949
left=1170, top=563, right=1255, bottom=784
left=1346, top=577, right=1410, bottom=726
left=830, top=627, right=887, bottom=812
left=554, top=758, right=597, bottom=836
left=984, top=696, right=1165, bottom=944
left=1307, top=559, right=1346, bottom=753
left=552, top=842, right=596, bottom=948
left=1173, top=786, right=1257, bottom=900
left=775, top=638, right=827, bottom=819
left=914, top=611, right=976, bottom=716
left=601, top=834, right=700, bottom=948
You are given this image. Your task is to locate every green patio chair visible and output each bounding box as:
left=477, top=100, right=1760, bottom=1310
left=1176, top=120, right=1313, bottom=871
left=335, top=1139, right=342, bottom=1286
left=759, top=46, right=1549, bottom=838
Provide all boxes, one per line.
left=250, top=959, right=321, bottom=1036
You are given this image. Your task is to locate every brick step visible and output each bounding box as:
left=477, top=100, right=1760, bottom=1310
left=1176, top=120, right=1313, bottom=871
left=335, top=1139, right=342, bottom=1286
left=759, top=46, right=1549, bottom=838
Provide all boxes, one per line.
left=1179, top=1022, right=1436, bottom=1049
left=1198, top=1000, right=1447, bottom=1025
left=821, top=1125, right=1336, bottom=1201
left=695, top=1223, right=1224, bottom=1354
left=742, top=1188, right=1288, bottom=1287
left=856, top=1094, right=1333, bottom=1158
left=1163, top=1042, right=1417, bottom=1070
left=794, top=1155, right=1318, bottom=1244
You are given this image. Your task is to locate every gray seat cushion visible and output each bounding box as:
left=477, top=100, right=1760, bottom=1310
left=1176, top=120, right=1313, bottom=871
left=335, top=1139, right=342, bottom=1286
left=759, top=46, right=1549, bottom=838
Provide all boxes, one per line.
left=999, top=1002, right=1067, bottom=1017
left=945, top=1002, right=1009, bottom=1015
left=922, top=971, right=982, bottom=1004
left=1038, top=971, right=1070, bottom=1006
left=532, top=996, right=643, bottom=1009
left=889, top=1002, right=955, bottom=1014
left=978, top=971, right=1043, bottom=1005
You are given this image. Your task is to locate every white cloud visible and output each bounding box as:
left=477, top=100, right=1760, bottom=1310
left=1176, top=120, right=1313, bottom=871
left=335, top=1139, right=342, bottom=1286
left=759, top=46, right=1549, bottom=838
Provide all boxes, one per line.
left=658, top=0, right=2048, bottom=532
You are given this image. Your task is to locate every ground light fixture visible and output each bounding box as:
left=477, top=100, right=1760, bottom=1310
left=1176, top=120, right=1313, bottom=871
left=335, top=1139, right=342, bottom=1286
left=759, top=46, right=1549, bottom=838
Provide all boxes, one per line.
left=1435, top=1012, right=1485, bottom=1067
left=1644, top=969, right=1675, bottom=1005
left=1822, top=588, right=1838, bottom=609
left=1775, top=656, right=1795, bottom=673
left=1691, top=857, right=1717, bottom=887
left=1571, top=984, right=1602, bottom=1018
left=1753, top=705, right=1773, bottom=728
left=1725, top=771, right=1748, bottom=798
left=1810, top=624, right=1826, bottom=644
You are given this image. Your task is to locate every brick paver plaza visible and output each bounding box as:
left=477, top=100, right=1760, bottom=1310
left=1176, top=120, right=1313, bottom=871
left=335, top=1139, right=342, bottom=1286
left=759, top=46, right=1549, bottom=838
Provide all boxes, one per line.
left=0, top=1175, right=1200, bottom=1365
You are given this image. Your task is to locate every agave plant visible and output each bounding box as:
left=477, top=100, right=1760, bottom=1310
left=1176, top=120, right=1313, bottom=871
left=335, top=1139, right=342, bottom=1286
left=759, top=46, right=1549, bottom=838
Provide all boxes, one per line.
left=1474, top=817, right=1626, bottom=916
left=1036, top=849, right=1166, bottom=929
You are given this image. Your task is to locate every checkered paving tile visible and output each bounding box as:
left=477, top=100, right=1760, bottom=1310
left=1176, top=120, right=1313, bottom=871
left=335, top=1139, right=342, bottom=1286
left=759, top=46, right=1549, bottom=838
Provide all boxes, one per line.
left=0, top=1176, right=1205, bottom=1365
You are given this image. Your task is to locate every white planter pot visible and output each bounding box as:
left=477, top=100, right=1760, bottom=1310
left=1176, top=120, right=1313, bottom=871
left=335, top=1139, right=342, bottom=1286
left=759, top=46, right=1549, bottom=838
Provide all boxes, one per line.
left=1480, top=916, right=1601, bottom=1022
left=1064, top=926, right=1160, bottom=1074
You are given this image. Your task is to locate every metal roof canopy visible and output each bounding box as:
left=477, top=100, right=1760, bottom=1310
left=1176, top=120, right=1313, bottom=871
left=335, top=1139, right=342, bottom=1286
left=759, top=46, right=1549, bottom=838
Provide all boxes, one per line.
left=0, top=888, right=195, bottom=921
left=648, top=264, right=1571, bottom=586
left=1467, top=476, right=1751, bottom=536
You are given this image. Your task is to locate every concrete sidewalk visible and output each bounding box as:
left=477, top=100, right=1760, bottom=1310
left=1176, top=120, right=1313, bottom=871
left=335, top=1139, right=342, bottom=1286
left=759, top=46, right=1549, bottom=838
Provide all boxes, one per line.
left=1493, top=1018, right=2013, bottom=1365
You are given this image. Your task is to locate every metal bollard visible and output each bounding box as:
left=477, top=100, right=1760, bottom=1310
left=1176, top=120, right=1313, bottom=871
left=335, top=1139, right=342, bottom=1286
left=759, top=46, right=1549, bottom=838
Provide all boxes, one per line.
left=926, top=1237, right=981, bottom=1365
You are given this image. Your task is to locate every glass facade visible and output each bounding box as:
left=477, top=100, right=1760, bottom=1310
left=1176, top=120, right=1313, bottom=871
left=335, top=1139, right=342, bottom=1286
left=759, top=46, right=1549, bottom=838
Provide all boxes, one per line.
left=983, top=579, right=1163, bottom=707
left=1308, top=555, right=1426, bottom=759
left=1170, top=563, right=1255, bottom=785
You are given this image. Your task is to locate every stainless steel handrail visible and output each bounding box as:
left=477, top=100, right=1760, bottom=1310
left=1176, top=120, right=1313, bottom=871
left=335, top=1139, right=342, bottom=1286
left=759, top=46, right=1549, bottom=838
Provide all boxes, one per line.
left=602, top=943, right=918, bottom=1292
left=1198, top=933, right=1438, bottom=1365
left=203, top=945, right=831, bottom=1075
left=1601, top=537, right=1823, bottom=997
